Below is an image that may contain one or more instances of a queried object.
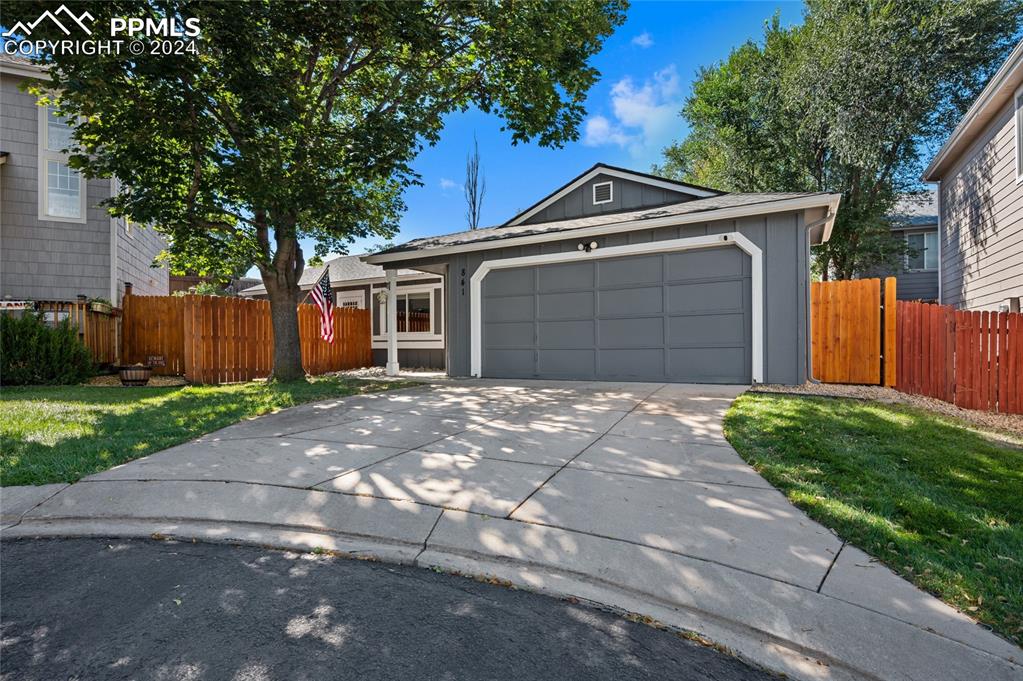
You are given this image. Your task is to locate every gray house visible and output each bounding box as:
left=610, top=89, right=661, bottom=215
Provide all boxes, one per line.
left=923, top=39, right=1023, bottom=312
left=0, top=54, right=168, bottom=305
left=240, top=255, right=445, bottom=369
left=862, top=191, right=940, bottom=302
left=365, top=164, right=840, bottom=384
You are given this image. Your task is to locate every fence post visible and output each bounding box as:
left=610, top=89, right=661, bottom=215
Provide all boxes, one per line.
left=882, top=277, right=897, bottom=387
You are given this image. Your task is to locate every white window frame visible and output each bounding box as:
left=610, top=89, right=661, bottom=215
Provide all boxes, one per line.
left=904, top=230, right=938, bottom=272
left=592, top=180, right=614, bottom=205
left=38, top=105, right=87, bottom=223
left=1015, top=83, right=1023, bottom=184
left=468, top=232, right=764, bottom=382
left=371, top=281, right=444, bottom=348
left=336, top=290, right=366, bottom=310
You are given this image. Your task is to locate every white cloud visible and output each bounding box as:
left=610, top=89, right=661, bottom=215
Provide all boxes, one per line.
left=438, top=177, right=460, bottom=191
left=582, top=65, right=682, bottom=159
left=583, top=115, right=634, bottom=148
left=631, top=32, right=653, bottom=48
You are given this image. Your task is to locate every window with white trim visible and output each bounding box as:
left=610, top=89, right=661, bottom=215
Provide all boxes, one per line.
left=905, top=231, right=938, bottom=271
left=371, top=282, right=443, bottom=342
left=592, top=181, right=613, bottom=205
left=1015, top=85, right=1023, bottom=183
left=38, top=105, right=86, bottom=222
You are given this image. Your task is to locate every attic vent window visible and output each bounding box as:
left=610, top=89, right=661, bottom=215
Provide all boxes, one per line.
left=592, top=181, right=613, bottom=205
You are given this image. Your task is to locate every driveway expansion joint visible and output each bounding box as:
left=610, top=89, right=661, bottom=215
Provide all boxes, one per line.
left=503, top=387, right=655, bottom=520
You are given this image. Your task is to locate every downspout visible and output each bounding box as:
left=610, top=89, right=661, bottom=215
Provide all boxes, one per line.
left=935, top=182, right=942, bottom=304
left=109, top=179, right=119, bottom=303
left=804, top=211, right=836, bottom=384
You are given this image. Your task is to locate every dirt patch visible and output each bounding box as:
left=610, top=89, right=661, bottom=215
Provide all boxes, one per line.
left=751, top=382, right=1023, bottom=441
left=85, top=374, right=188, bottom=388
left=326, top=366, right=446, bottom=381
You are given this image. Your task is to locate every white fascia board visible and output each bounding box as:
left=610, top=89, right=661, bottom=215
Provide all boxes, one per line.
left=923, top=40, right=1023, bottom=181
left=0, top=61, right=49, bottom=80
left=468, top=231, right=765, bottom=383
left=506, top=167, right=719, bottom=227
left=367, top=193, right=841, bottom=265
left=239, top=272, right=439, bottom=296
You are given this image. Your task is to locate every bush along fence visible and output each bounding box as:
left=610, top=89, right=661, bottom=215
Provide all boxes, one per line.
left=35, top=300, right=119, bottom=366
left=897, top=301, right=1023, bottom=415
left=122, top=294, right=372, bottom=385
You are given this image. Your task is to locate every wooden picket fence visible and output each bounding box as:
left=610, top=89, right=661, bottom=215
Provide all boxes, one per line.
left=122, top=294, right=371, bottom=384
left=36, top=300, right=119, bottom=365
left=811, top=278, right=896, bottom=385
left=897, top=301, right=1023, bottom=414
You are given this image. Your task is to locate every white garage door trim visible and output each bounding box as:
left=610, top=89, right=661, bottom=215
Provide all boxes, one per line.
left=469, top=232, right=764, bottom=382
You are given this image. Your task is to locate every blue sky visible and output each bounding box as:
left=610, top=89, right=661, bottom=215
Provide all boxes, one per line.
left=313, top=0, right=805, bottom=264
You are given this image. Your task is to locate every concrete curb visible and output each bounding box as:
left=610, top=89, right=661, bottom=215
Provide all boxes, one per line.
left=5, top=515, right=1020, bottom=681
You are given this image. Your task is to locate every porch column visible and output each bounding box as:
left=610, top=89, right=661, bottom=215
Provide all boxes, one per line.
left=386, top=268, right=399, bottom=376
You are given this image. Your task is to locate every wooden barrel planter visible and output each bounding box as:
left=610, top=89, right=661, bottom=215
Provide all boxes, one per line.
left=117, top=365, right=152, bottom=387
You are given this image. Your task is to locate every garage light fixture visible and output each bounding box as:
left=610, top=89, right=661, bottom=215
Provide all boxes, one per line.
left=577, top=241, right=599, bottom=253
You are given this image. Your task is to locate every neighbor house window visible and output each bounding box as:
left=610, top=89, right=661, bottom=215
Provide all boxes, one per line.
left=906, top=231, right=938, bottom=271
left=38, top=105, right=86, bottom=222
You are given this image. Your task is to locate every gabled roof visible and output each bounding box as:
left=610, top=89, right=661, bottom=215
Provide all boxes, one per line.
left=503, top=163, right=722, bottom=227
left=888, top=190, right=938, bottom=229
left=365, top=191, right=841, bottom=265
left=238, top=254, right=424, bottom=296
left=923, top=39, right=1023, bottom=181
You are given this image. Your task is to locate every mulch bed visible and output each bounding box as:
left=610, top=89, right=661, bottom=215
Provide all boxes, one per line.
left=751, top=382, right=1023, bottom=440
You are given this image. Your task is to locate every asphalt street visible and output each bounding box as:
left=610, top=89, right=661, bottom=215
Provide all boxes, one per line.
left=0, top=537, right=777, bottom=680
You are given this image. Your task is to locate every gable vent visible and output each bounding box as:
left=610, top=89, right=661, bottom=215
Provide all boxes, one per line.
left=592, top=181, right=613, bottom=205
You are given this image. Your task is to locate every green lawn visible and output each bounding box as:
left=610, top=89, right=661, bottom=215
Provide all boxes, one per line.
left=724, top=393, right=1023, bottom=646
left=1, top=377, right=416, bottom=487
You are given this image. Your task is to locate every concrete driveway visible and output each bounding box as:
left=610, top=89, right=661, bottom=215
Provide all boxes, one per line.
left=3, top=380, right=1020, bottom=681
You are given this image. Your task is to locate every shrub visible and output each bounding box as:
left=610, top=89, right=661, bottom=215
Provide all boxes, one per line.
left=0, top=312, right=95, bottom=385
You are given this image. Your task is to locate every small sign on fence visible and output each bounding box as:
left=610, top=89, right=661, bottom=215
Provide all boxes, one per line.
left=147, top=355, right=167, bottom=368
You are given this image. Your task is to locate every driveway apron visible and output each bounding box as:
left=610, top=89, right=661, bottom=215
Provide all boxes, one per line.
left=4, top=379, right=1020, bottom=681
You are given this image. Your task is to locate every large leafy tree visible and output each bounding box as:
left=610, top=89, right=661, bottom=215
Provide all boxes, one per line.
left=6, top=0, right=626, bottom=380
left=657, top=1, right=1021, bottom=279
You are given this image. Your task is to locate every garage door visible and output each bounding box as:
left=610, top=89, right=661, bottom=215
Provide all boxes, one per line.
left=481, top=246, right=751, bottom=383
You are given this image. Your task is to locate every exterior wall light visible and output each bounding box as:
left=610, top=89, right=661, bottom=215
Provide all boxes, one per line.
left=577, top=241, right=599, bottom=253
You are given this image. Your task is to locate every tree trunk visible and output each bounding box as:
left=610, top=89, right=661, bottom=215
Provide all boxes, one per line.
left=258, top=221, right=306, bottom=383
left=265, top=282, right=305, bottom=382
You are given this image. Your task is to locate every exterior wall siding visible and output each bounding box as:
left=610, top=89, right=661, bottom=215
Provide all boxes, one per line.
left=116, top=217, right=169, bottom=298
left=394, top=209, right=810, bottom=385
left=0, top=72, right=168, bottom=303
left=521, top=173, right=697, bottom=225
left=939, top=98, right=1023, bottom=310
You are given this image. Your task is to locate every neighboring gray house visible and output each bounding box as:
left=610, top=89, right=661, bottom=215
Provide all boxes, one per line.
left=861, top=191, right=940, bottom=302
left=365, top=163, right=840, bottom=385
left=0, top=54, right=168, bottom=305
left=923, top=39, right=1023, bottom=312
left=240, top=255, right=445, bottom=369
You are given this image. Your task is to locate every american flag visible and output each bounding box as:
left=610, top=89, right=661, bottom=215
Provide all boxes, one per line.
left=309, top=269, right=334, bottom=343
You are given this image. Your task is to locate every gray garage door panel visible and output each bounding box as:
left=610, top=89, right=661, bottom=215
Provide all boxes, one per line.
left=482, top=246, right=751, bottom=383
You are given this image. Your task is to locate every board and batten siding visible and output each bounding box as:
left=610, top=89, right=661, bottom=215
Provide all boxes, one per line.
left=939, top=97, right=1023, bottom=310
left=393, top=210, right=811, bottom=385
left=520, top=173, right=698, bottom=225
left=0, top=71, right=168, bottom=302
